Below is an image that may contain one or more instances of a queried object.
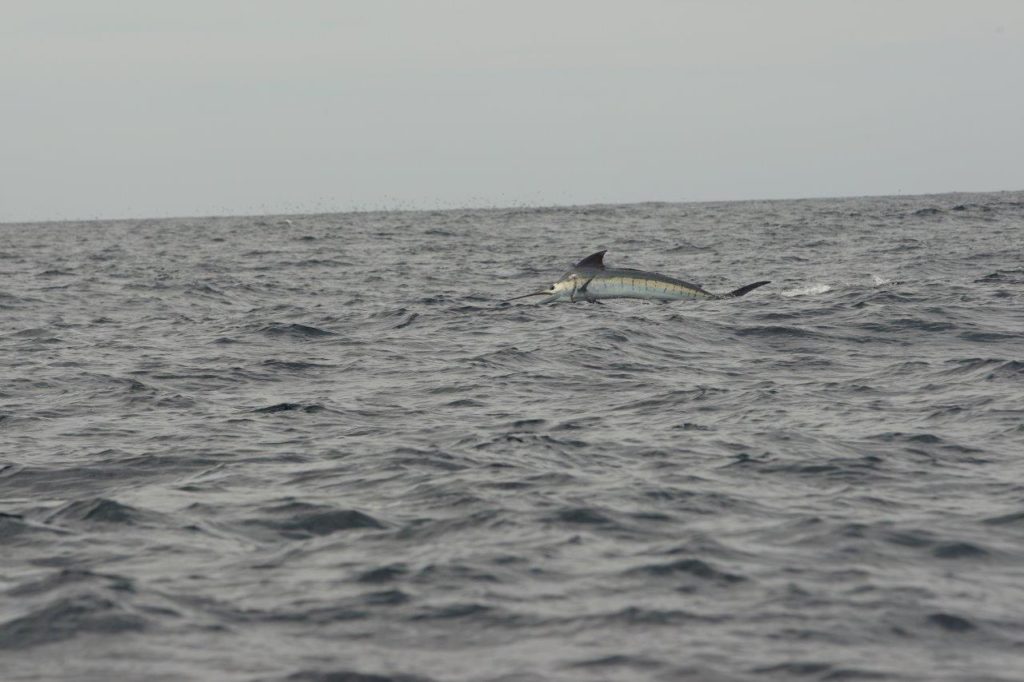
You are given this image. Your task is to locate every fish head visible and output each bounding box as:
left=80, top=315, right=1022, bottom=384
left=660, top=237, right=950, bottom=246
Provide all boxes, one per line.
left=505, top=250, right=606, bottom=304
left=505, top=272, right=581, bottom=303
left=543, top=272, right=582, bottom=302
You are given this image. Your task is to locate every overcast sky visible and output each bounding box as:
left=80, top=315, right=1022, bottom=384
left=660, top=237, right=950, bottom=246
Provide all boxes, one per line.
left=2, top=1, right=1022, bottom=222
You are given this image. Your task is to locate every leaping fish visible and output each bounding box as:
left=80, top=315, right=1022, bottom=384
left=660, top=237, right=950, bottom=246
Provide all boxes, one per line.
left=506, top=251, right=769, bottom=304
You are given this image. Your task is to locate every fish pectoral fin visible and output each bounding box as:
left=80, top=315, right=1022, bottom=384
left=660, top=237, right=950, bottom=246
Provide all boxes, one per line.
left=572, top=277, right=594, bottom=303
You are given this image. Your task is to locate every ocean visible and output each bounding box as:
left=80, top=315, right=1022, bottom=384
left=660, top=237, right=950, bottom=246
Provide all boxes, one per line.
left=1, top=191, right=1023, bottom=681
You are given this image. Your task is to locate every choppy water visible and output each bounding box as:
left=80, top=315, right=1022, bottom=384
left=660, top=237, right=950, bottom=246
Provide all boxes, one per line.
left=2, top=191, right=1024, bottom=682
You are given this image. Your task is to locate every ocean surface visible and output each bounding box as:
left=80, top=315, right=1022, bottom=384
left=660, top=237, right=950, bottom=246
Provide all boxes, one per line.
left=2, top=191, right=1023, bottom=682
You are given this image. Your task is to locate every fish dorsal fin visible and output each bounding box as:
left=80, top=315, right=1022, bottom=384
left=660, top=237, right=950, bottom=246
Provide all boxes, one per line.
left=575, top=250, right=607, bottom=269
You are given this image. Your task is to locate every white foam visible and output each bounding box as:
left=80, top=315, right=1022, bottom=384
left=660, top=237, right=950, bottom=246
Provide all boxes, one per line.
left=780, top=283, right=832, bottom=297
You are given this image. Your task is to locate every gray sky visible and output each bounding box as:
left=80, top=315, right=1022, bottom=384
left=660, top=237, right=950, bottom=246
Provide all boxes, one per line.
left=2, top=1, right=1022, bottom=222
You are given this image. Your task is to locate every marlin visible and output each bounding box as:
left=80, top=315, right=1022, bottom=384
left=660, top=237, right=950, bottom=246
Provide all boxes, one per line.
left=506, top=251, right=769, bottom=304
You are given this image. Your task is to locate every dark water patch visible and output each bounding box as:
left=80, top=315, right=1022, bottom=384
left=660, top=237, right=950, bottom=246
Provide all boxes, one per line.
left=751, top=661, right=833, bottom=676
left=357, top=564, right=409, bottom=584
left=89, top=374, right=153, bottom=393
left=480, top=471, right=578, bottom=494
left=7, top=326, right=64, bottom=342
left=0, top=593, right=146, bottom=650
left=261, top=359, right=336, bottom=371
left=979, top=360, right=1024, bottom=380
left=752, top=455, right=889, bottom=484
left=258, top=323, right=336, bottom=338
left=671, top=422, right=712, bottom=432
left=279, top=509, right=384, bottom=535
left=360, top=589, right=410, bottom=606
left=566, top=654, right=664, bottom=670
left=940, top=357, right=1014, bottom=376
left=244, top=501, right=385, bottom=539
left=604, top=606, right=719, bottom=626
left=754, top=662, right=889, bottom=680
left=0, top=511, right=70, bottom=542
left=412, top=562, right=503, bottom=586
left=614, top=386, right=728, bottom=412
left=974, top=269, right=1024, bottom=284
left=369, top=307, right=416, bottom=321
left=285, top=258, right=353, bottom=267
left=878, top=528, right=935, bottom=549
left=45, top=498, right=154, bottom=527
left=254, top=402, right=327, bottom=414
left=625, top=558, right=746, bottom=584
left=507, top=418, right=547, bottom=430
left=395, top=509, right=510, bottom=542
left=666, top=241, right=710, bottom=252
left=926, top=612, right=975, bottom=632
left=734, top=324, right=825, bottom=340
left=856, top=318, right=956, bottom=333
left=445, top=398, right=485, bottom=408
left=468, top=346, right=536, bottom=368
left=959, top=331, right=1020, bottom=343
left=548, top=506, right=614, bottom=525
left=0, top=458, right=216, bottom=497
left=473, top=432, right=591, bottom=454
left=982, top=511, right=1024, bottom=526
left=186, top=281, right=230, bottom=297
left=415, top=295, right=454, bottom=305
left=638, top=488, right=749, bottom=518
left=820, top=669, right=889, bottom=681
left=861, top=431, right=983, bottom=457
left=285, top=670, right=436, bottom=682
left=0, top=512, right=31, bottom=540
left=394, top=312, right=419, bottom=329
left=8, top=568, right=135, bottom=597
left=931, top=541, right=989, bottom=559
left=408, top=602, right=493, bottom=621
left=265, top=605, right=367, bottom=624
left=386, top=447, right=469, bottom=472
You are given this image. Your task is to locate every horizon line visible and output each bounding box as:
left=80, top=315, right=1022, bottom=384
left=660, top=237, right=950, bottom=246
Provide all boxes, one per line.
left=2, top=186, right=1021, bottom=227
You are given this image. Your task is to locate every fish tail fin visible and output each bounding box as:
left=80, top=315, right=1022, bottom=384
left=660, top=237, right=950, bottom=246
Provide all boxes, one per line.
left=727, top=281, right=770, bottom=298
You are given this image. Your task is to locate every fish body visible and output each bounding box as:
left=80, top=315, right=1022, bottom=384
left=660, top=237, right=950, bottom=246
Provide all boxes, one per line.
left=507, top=251, right=769, bottom=304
